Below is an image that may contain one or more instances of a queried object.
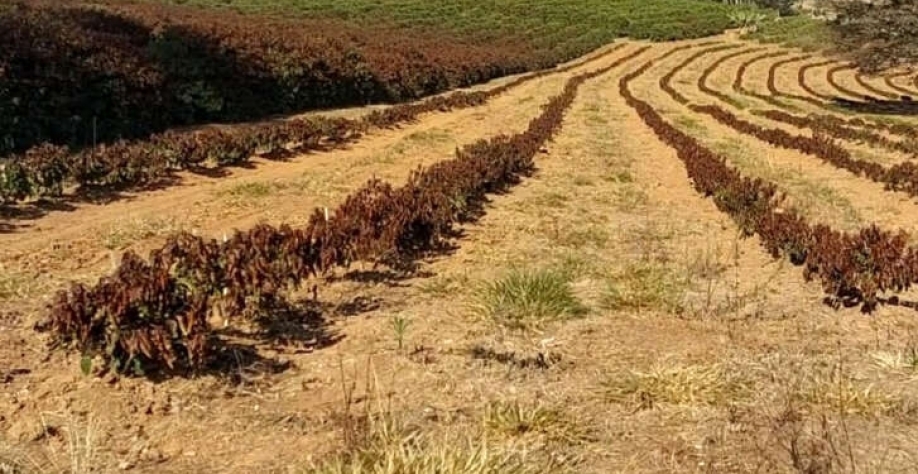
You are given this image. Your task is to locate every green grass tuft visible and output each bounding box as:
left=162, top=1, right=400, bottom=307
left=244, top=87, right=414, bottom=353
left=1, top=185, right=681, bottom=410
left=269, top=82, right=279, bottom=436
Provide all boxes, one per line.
left=219, top=181, right=275, bottom=199
left=474, top=268, right=586, bottom=329
left=744, top=15, right=835, bottom=52
left=601, top=262, right=684, bottom=313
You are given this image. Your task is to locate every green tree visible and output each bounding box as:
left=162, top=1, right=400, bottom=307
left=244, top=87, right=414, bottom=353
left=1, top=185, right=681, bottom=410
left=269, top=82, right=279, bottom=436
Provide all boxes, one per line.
left=822, top=0, right=918, bottom=72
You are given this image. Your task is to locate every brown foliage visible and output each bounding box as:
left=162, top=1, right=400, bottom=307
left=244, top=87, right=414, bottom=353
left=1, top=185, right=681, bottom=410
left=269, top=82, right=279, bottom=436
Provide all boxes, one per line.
left=698, top=47, right=765, bottom=109
left=854, top=72, right=900, bottom=100
left=881, top=71, right=918, bottom=98
left=0, top=0, right=549, bottom=156
left=690, top=103, right=918, bottom=198
left=44, top=45, right=650, bottom=377
left=756, top=109, right=918, bottom=156
left=0, top=44, right=629, bottom=204
left=733, top=50, right=788, bottom=93
left=653, top=44, right=918, bottom=196
left=622, top=48, right=918, bottom=313
left=826, top=64, right=873, bottom=100
left=797, top=60, right=835, bottom=102
left=659, top=44, right=739, bottom=105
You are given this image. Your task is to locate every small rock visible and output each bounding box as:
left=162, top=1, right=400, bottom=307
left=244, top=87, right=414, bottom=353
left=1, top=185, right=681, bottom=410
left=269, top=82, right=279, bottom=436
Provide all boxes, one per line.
left=141, top=448, right=166, bottom=463
left=8, top=419, right=49, bottom=443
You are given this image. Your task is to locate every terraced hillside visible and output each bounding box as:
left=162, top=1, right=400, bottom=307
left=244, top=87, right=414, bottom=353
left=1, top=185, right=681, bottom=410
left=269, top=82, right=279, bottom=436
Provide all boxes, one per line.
left=0, top=0, right=732, bottom=156
left=4, top=31, right=918, bottom=473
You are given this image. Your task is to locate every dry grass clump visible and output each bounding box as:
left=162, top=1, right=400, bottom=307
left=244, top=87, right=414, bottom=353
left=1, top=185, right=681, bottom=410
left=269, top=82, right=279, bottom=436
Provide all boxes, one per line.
left=0, top=447, right=36, bottom=474
left=308, top=406, right=554, bottom=474
left=602, top=360, right=754, bottom=409
left=101, top=216, right=184, bottom=250
left=601, top=262, right=685, bottom=314
left=869, top=346, right=918, bottom=373
left=307, top=427, right=536, bottom=474
left=0, top=269, right=31, bottom=301
left=794, top=371, right=905, bottom=417
left=482, top=401, right=587, bottom=445
left=0, top=414, right=99, bottom=474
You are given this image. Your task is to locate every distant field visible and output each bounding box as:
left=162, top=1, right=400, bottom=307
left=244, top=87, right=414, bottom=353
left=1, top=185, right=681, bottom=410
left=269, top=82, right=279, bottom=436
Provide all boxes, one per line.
left=165, top=0, right=737, bottom=56
left=744, top=14, right=836, bottom=52
left=0, top=0, right=735, bottom=159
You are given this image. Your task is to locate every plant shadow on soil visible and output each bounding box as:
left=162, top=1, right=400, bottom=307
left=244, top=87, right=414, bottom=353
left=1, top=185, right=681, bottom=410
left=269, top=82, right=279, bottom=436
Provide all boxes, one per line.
left=196, top=185, right=499, bottom=384
left=180, top=297, right=350, bottom=385
left=833, top=96, right=918, bottom=115
left=54, top=291, right=395, bottom=386
left=0, top=200, right=78, bottom=233
left=0, top=178, right=181, bottom=234
left=28, top=149, right=521, bottom=388
left=322, top=186, right=501, bottom=289
left=330, top=239, right=459, bottom=287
